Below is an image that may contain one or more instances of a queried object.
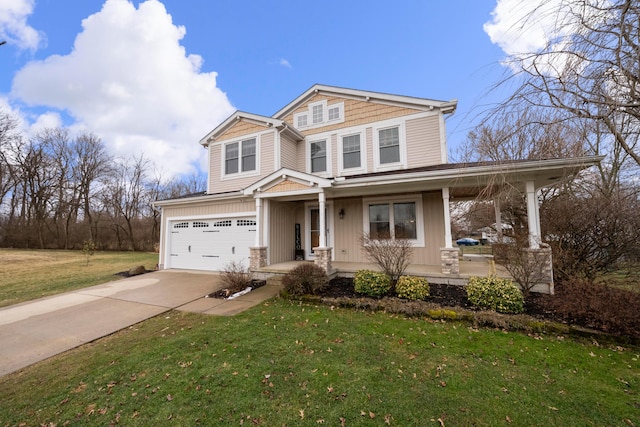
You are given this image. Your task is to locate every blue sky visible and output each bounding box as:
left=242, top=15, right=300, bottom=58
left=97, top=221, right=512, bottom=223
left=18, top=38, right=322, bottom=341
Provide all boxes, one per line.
left=0, top=0, right=550, bottom=177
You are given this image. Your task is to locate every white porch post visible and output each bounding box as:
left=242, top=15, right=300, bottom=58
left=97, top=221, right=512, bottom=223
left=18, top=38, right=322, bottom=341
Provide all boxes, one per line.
left=318, top=191, right=326, bottom=247
left=494, top=197, right=503, bottom=241
left=442, top=187, right=453, bottom=248
left=525, top=181, right=541, bottom=249
left=255, top=197, right=263, bottom=247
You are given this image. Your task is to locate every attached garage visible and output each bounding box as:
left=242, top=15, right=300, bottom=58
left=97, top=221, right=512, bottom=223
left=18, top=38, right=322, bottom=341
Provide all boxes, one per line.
left=168, top=217, right=256, bottom=271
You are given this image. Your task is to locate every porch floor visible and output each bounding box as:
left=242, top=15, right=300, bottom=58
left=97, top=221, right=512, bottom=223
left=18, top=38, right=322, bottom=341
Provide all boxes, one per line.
left=254, top=257, right=510, bottom=286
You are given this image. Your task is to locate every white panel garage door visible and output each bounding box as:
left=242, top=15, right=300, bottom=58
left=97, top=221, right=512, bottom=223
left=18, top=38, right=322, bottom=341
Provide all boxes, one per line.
left=169, top=217, right=256, bottom=271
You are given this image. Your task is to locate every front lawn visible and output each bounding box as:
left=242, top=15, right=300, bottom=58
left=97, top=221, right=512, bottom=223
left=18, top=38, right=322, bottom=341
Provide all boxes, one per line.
left=0, top=249, right=158, bottom=307
left=1, top=299, right=638, bottom=426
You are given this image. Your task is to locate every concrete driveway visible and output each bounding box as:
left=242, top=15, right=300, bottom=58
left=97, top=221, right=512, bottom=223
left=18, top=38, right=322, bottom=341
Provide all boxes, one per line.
left=0, top=270, right=282, bottom=377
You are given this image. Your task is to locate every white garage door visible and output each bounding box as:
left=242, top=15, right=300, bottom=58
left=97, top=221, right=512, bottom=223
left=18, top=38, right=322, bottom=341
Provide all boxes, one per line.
left=169, top=217, right=256, bottom=271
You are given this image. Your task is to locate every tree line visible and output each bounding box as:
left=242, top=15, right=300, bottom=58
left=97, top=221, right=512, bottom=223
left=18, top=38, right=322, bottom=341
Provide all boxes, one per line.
left=0, top=111, right=204, bottom=252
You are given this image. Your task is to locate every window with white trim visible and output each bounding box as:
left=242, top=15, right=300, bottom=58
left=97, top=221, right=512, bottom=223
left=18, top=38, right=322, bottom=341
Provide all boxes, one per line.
left=294, top=101, right=344, bottom=130
left=342, top=134, right=361, bottom=169
left=379, top=127, right=400, bottom=164
left=363, top=195, right=424, bottom=246
left=312, top=103, right=324, bottom=124
left=224, top=138, right=256, bottom=176
left=310, top=140, right=327, bottom=173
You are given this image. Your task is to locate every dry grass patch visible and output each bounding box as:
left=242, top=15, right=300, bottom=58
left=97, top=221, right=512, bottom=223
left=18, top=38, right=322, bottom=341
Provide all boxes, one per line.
left=0, top=249, right=158, bottom=307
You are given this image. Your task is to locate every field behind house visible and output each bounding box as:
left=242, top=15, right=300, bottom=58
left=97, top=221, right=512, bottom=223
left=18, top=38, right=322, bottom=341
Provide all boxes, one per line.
left=0, top=249, right=158, bottom=308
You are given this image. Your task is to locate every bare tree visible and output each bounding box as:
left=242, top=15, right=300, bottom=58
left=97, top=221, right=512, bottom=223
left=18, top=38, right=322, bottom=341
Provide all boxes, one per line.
left=490, top=0, right=640, bottom=167
left=360, top=232, right=414, bottom=288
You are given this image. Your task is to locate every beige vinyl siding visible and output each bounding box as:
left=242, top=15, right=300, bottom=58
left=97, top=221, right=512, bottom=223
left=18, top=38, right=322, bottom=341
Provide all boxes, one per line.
left=284, top=94, right=423, bottom=136
left=406, top=115, right=443, bottom=168
left=269, top=201, right=300, bottom=263
left=333, top=192, right=444, bottom=265
left=330, top=134, right=337, bottom=176
left=297, top=139, right=306, bottom=172
left=208, top=130, right=276, bottom=194
left=333, top=197, right=364, bottom=262
left=280, top=133, right=298, bottom=170
left=365, top=127, right=373, bottom=173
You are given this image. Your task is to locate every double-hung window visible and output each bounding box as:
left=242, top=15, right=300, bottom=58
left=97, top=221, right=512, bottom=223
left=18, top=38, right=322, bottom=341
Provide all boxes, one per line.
left=310, top=140, right=327, bottom=173
left=225, top=138, right=256, bottom=175
left=364, top=195, right=423, bottom=246
left=379, top=127, right=400, bottom=164
left=342, top=134, right=361, bottom=169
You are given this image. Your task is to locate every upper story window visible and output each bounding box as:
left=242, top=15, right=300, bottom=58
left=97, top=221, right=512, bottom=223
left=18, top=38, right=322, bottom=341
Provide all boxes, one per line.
left=342, top=134, right=361, bottom=169
left=224, top=138, right=257, bottom=176
left=379, top=127, right=400, bottom=164
left=373, top=121, right=406, bottom=171
left=312, top=104, right=324, bottom=124
left=310, top=140, right=327, bottom=173
left=294, top=100, right=344, bottom=131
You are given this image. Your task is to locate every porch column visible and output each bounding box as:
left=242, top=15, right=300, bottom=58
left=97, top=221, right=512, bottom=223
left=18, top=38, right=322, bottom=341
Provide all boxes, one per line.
left=255, top=197, right=263, bottom=247
left=442, top=187, right=453, bottom=248
left=494, top=197, right=503, bottom=241
left=440, top=187, right=459, bottom=275
left=318, top=191, right=326, bottom=247
left=249, top=197, right=268, bottom=270
left=525, top=181, right=541, bottom=249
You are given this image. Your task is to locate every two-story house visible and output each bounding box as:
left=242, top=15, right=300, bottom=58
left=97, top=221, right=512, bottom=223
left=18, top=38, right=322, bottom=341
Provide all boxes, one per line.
left=154, top=84, right=601, bottom=292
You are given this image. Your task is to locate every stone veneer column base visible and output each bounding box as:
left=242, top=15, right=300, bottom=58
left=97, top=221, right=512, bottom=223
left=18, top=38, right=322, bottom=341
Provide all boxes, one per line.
left=249, top=246, right=267, bottom=270
left=312, top=247, right=332, bottom=273
left=440, top=247, right=460, bottom=275
left=524, top=245, right=554, bottom=294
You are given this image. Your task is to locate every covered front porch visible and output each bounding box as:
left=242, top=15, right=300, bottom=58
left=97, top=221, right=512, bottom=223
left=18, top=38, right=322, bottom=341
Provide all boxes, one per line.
left=252, top=257, right=511, bottom=287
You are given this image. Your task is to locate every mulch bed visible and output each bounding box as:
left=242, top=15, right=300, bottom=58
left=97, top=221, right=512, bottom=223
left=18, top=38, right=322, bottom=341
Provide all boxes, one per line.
left=321, top=276, right=554, bottom=319
left=208, top=279, right=267, bottom=299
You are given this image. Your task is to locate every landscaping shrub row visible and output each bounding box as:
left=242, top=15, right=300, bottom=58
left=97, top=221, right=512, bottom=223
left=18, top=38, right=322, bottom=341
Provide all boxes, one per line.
left=281, top=265, right=640, bottom=342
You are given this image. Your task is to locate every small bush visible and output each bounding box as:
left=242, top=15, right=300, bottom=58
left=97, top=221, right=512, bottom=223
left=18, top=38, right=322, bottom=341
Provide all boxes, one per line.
left=396, top=276, right=430, bottom=300
left=354, top=270, right=391, bottom=298
left=282, top=263, right=329, bottom=296
left=466, top=276, right=524, bottom=314
left=220, top=261, right=252, bottom=293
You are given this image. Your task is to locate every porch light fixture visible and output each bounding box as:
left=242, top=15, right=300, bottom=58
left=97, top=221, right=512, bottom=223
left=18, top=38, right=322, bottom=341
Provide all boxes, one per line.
left=339, top=208, right=345, bottom=219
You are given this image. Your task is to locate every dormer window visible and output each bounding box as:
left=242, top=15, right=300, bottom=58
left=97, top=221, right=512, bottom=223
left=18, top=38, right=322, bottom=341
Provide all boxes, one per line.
left=294, top=100, right=344, bottom=130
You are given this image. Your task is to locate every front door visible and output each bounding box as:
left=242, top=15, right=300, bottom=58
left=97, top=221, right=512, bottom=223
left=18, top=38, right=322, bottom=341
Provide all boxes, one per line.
left=306, top=206, right=332, bottom=259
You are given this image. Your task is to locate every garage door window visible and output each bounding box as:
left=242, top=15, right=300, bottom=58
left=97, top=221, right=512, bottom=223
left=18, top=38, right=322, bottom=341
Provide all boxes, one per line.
left=214, top=220, right=232, bottom=227
left=237, top=219, right=256, bottom=226
left=173, top=222, right=188, bottom=229
left=193, top=221, right=209, bottom=228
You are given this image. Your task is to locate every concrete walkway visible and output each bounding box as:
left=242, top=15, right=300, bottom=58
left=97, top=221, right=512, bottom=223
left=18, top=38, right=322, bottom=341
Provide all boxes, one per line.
left=0, top=270, right=282, bottom=377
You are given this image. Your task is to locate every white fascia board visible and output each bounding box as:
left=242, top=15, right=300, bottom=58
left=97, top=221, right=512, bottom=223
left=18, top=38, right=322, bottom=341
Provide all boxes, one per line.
left=152, top=191, right=245, bottom=208
left=200, top=111, right=284, bottom=146
left=272, top=84, right=458, bottom=119
left=333, top=156, right=604, bottom=190
left=243, top=168, right=333, bottom=196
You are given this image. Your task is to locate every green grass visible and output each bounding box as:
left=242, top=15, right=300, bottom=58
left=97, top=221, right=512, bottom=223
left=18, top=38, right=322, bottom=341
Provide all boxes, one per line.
left=599, top=263, right=640, bottom=293
left=1, top=300, right=638, bottom=426
left=0, top=249, right=159, bottom=307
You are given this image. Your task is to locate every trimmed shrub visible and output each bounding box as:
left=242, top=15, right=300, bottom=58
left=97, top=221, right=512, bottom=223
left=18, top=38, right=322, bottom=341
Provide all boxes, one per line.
left=396, top=276, right=430, bottom=300
left=354, top=270, right=391, bottom=298
left=466, top=276, right=524, bottom=314
left=282, top=263, right=329, bottom=296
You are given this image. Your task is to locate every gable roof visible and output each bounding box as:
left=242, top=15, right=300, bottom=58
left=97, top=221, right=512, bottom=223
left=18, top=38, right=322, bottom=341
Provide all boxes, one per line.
left=272, top=84, right=458, bottom=120
left=200, top=111, right=304, bottom=146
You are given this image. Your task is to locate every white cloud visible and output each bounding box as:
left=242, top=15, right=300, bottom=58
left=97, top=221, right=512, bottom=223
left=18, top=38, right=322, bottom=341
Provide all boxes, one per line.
left=484, top=0, right=579, bottom=72
left=0, top=0, right=42, bottom=50
left=279, top=58, right=292, bottom=69
left=11, top=0, right=235, bottom=178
